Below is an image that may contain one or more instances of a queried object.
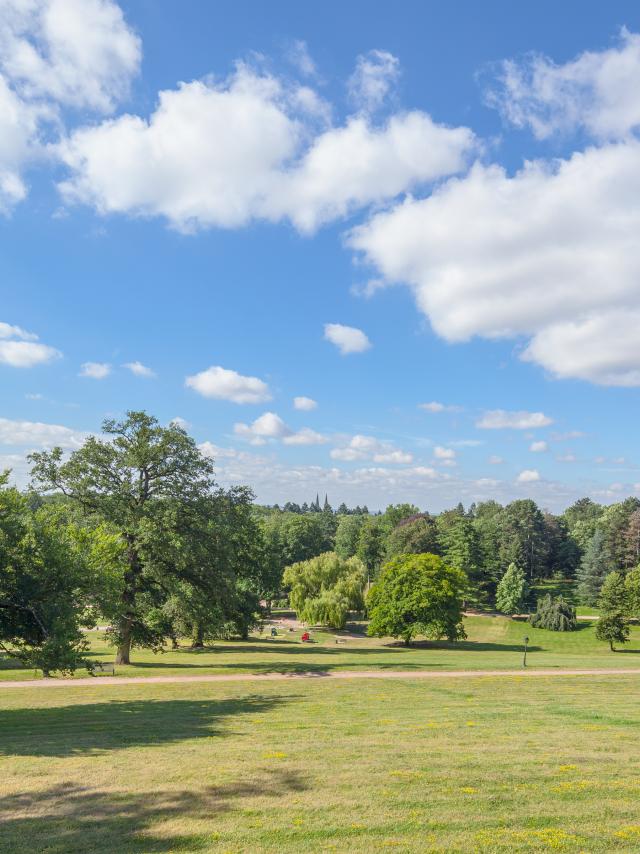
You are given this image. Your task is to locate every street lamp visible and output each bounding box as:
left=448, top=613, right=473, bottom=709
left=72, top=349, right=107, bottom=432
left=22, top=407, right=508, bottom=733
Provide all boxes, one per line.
left=523, top=636, right=529, bottom=668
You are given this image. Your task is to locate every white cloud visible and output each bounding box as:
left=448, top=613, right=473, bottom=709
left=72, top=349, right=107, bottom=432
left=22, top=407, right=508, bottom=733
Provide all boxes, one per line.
left=0, top=0, right=140, bottom=212
left=476, top=410, right=553, bottom=430
left=123, top=360, right=155, bottom=378
left=517, top=469, right=541, bottom=483
left=0, top=416, right=88, bottom=449
left=434, top=445, right=456, bottom=461
left=282, top=427, right=328, bottom=446
left=349, top=140, right=640, bottom=386
left=57, top=63, right=475, bottom=233
left=79, top=361, right=110, bottom=379
left=324, top=323, right=371, bottom=355
left=288, top=40, right=318, bottom=79
left=486, top=29, right=640, bottom=140
left=330, top=433, right=411, bottom=464
left=234, top=412, right=326, bottom=447
left=185, top=365, right=271, bottom=404
left=348, top=49, right=400, bottom=112
left=557, top=453, right=576, bottom=463
left=373, top=449, right=413, bottom=464
left=0, top=0, right=141, bottom=113
left=418, top=401, right=462, bottom=413
left=489, top=455, right=504, bottom=465
left=0, top=321, right=60, bottom=367
left=530, top=440, right=548, bottom=452
left=293, top=395, right=317, bottom=411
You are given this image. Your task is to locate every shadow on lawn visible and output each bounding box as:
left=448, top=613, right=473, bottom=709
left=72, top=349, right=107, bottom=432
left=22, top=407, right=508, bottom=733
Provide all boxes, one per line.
left=0, top=694, right=295, bottom=758
left=0, top=772, right=307, bottom=853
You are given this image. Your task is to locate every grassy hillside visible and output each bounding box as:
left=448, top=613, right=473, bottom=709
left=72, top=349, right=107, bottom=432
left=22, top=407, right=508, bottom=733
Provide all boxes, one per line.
left=2, top=674, right=640, bottom=852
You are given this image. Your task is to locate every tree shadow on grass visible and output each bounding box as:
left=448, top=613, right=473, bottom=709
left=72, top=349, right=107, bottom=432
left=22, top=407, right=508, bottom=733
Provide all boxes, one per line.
left=0, top=694, right=295, bottom=758
left=0, top=772, right=307, bottom=853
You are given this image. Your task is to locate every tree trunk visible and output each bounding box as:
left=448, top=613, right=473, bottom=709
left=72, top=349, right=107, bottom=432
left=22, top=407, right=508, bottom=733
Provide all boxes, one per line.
left=115, top=617, right=133, bottom=664
left=610, top=640, right=615, bottom=652
left=191, top=624, right=204, bottom=649
left=404, top=637, right=411, bottom=647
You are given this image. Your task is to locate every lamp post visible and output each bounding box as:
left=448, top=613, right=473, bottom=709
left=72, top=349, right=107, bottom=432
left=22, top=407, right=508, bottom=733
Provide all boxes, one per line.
left=523, top=636, right=529, bottom=668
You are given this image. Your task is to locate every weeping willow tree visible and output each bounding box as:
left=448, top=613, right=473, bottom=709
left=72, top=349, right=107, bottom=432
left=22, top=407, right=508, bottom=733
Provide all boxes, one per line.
left=283, top=552, right=366, bottom=629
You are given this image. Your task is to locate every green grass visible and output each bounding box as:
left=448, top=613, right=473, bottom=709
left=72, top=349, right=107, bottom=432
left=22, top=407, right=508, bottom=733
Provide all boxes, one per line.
left=2, top=615, right=639, bottom=682
left=2, top=674, right=640, bottom=852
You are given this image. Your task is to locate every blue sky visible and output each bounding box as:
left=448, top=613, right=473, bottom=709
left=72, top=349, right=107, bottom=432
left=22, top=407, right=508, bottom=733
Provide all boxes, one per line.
left=2, top=0, right=640, bottom=510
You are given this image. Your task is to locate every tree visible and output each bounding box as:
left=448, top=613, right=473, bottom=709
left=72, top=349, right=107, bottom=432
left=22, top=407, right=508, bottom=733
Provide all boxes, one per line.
left=436, top=514, right=483, bottom=602
left=366, top=554, right=467, bottom=646
left=0, top=476, right=104, bottom=675
left=595, top=613, right=630, bottom=651
left=598, top=571, right=628, bottom=615
left=624, top=566, right=640, bottom=617
left=600, top=498, right=640, bottom=569
left=624, top=510, right=640, bottom=567
left=472, top=501, right=504, bottom=593
left=381, top=504, right=421, bottom=531
left=577, top=529, right=612, bottom=606
left=335, top=514, right=365, bottom=559
left=498, top=500, right=549, bottom=581
left=356, top=517, right=385, bottom=580
left=529, top=595, right=577, bottom=631
left=495, top=563, right=528, bottom=615
left=385, top=514, right=440, bottom=559
left=29, top=411, right=220, bottom=665
left=283, top=552, right=366, bottom=629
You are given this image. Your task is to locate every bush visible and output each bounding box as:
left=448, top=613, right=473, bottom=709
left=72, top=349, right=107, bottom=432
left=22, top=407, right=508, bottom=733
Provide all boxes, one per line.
left=529, top=595, right=577, bottom=631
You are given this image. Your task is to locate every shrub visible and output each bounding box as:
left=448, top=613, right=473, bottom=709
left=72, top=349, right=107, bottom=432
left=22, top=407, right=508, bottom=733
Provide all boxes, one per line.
left=529, top=595, right=577, bottom=631
left=595, top=612, right=630, bottom=651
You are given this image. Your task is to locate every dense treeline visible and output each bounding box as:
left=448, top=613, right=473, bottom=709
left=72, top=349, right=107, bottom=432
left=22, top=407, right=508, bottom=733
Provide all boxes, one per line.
left=2, top=410, right=640, bottom=672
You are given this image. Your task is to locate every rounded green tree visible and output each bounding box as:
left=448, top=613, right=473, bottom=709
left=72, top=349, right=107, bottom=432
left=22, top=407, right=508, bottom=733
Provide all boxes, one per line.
left=366, top=553, right=467, bottom=646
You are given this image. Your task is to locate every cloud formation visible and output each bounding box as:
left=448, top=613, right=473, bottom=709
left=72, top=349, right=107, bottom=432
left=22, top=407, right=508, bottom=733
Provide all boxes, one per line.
left=324, top=323, right=371, bottom=354
left=0, top=321, right=60, bottom=367
left=185, top=365, right=271, bottom=404
left=79, top=361, right=110, bottom=379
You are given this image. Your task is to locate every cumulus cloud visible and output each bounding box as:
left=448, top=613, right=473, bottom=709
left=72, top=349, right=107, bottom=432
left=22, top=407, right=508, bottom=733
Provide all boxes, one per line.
left=485, top=29, right=640, bottom=140
left=476, top=410, right=553, bottom=430
left=293, top=395, right=317, bottom=411
left=330, top=434, right=412, bottom=464
left=234, top=411, right=327, bottom=447
left=79, top=361, right=110, bottom=379
left=0, top=321, right=60, bottom=367
left=0, top=0, right=141, bottom=113
left=0, top=416, right=89, bottom=448
left=56, top=62, right=475, bottom=233
left=185, top=365, right=271, bottom=404
left=517, top=469, right=541, bottom=483
left=349, top=140, right=640, bottom=386
left=0, top=0, right=140, bottom=211
left=348, top=49, right=400, bottom=112
left=419, top=401, right=461, bottom=413
left=324, top=323, right=371, bottom=354
left=123, top=360, right=155, bottom=378
left=433, top=446, right=456, bottom=467
left=530, top=440, right=548, bottom=452
left=282, top=427, right=328, bottom=446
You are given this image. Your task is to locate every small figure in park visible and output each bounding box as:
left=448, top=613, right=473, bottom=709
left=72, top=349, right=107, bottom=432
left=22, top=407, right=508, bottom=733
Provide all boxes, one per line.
left=301, top=631, right=310, bottom=642
left=270, top=627, right=278, bottom=637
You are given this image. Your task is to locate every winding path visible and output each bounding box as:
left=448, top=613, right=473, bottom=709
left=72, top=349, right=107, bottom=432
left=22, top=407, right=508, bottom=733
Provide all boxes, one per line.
left=1, top=667, right=640, bottom=689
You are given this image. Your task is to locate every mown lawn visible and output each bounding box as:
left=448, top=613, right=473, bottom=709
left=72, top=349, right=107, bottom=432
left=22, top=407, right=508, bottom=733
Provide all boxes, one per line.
left=2, top=615, right=639, bottom=682
left=1, top=675, right=640, bottom=852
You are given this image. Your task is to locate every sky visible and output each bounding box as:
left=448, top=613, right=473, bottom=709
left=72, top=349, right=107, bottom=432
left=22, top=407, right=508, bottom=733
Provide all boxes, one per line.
left=2, top=0, right=640, bottom=512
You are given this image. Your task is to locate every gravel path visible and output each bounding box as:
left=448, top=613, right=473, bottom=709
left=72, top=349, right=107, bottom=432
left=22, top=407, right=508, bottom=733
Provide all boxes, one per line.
left=1, top=667, right=639, bottom=689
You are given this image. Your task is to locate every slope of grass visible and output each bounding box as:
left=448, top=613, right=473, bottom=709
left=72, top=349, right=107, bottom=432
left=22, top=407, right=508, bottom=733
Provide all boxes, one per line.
left=2, top=616, right=640, bottom=682
left=1, top=675, right=640, bottom=852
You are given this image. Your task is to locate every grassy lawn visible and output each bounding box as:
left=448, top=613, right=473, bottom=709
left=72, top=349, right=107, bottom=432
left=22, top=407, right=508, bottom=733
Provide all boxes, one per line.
left=2, top=615, right=639, bottom=682
left=2, top=674, right=640, bottom=852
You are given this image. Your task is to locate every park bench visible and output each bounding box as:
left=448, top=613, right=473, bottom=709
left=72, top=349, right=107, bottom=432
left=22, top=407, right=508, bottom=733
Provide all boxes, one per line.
left=92, top=661, right=116, bottom=676
left=334, top=638, right=346, bottom=645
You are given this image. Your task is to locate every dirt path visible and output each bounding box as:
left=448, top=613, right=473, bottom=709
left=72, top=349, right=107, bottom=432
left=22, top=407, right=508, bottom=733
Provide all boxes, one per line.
left=1, top=667, right=640, bottom=689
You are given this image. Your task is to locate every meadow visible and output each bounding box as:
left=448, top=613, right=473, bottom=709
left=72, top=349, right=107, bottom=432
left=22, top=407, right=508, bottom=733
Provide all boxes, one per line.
left=1, top=614, right=639, bottom=682
left=2, top=673, right=640, bottom=852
